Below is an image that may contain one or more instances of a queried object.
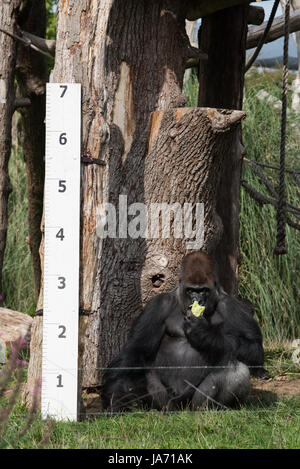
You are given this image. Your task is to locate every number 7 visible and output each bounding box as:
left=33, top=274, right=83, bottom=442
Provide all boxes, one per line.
left=59, top=85, right=68, bottom=98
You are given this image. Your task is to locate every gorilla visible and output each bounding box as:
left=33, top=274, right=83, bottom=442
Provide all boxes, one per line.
left=101, top=251, right=266, bottom=412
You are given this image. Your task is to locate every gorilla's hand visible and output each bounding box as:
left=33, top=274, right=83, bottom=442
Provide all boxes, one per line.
left=183, top=313, right=207, bottom=337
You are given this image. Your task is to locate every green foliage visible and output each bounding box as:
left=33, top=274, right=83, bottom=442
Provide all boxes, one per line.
left=2, top=146, right=35, bottom=315
left=46, top=0, right=57, bottom=40
left=240, top=68, right=300, bottom=344
left=183, top=70, right=199, bottom=107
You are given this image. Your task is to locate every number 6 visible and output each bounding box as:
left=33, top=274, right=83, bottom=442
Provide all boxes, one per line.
left=59, top=133, right=67, bottom=145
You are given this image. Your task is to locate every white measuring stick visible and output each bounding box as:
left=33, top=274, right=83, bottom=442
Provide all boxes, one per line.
left=42, top=83, right=81, bottom=421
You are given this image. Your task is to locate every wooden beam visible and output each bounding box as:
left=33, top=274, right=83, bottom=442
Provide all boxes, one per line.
left=0, top=27, right=54, bottom=59
left=21, top=30, right=55, bottom=55
left=14, top=97, right=31, bottom=110
left=186, top=0, right=250, bottom=21
left=187, top=8, right=300, bottom=68
left=248, top=5, right=265, bottom=25
left=247, top=9, right=300, bottom=49
left=186, top=45, right=208, bottom=68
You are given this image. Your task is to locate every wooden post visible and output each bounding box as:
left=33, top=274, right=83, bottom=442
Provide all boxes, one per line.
left=16, top=0, right=48, bottom=301
left=0, top=1, right=21, bottom=297
left=198, top=4, right=249, bottom=294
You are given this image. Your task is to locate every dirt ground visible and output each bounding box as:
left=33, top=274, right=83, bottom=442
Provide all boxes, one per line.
left=249, top=375, right=300, bottom=403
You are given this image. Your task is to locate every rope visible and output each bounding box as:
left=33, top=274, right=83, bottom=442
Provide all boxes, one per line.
left=241, top=180, right=300, bottom=231
left=244, top=159, right=300, bottom=216
left=274, top=0, right=290, bottom=255
left=245, top=0, right=280, bottom=73
left=244, top=157, right=300, bottom=175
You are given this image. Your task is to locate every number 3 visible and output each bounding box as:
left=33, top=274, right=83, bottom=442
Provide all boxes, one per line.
left=58, top=277, right=66, bottom=289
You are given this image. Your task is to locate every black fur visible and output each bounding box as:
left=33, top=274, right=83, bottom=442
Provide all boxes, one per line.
left=101, top=253, right=266, bottom=412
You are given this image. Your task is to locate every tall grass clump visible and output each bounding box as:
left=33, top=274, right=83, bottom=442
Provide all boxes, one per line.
left=2, top=147, right=35, bottom=315
left=184, top=68, right=300, bottom=345
left=241, top=69, right=300, bottom=345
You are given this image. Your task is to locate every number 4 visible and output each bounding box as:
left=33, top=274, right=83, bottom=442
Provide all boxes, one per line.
left=56, top=228, right=65, bottom=241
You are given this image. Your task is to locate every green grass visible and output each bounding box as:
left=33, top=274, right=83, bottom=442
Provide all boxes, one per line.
left=240, top=68, right=300, bottom=345
left=0, top=347, right=298, bottom=449
left=0, top=397, right=299, bottom=449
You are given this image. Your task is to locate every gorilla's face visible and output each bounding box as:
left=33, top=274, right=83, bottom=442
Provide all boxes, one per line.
left=181, top=284, right=217, bottom=317
left=185, top=286, right=211, bottom=307
left=178, top=251, right=220, bottom=317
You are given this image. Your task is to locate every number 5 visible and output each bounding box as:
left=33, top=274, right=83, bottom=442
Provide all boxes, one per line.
left=58, top=180, right=66, bottom=193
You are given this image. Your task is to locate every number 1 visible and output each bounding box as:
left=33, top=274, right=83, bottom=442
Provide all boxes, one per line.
left=57, top=375, right=63, bottom=387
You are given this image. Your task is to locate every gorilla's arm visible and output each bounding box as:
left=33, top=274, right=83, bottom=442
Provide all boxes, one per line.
left=118, top=292, right=177, bottom=365
left=217, top=295, right=266, bottom=376
left=101, top=292, right=177, bottom=410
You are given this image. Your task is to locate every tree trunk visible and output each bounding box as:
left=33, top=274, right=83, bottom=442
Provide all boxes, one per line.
left=16, top=0, right=48, bottom=301
left=198, top=4, right=248, bottom=295
left=0, top=1, right=21, bottom=298
left=24, top=0, right=246, bottom=411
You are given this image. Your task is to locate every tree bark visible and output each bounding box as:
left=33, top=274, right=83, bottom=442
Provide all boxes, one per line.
left=15, top=0, right=48, bottom=301
left=24, top=0, right=245, bottom=411
left=198, top=5, right=248, bottom=294
left=0, top=1, right=21, bottom=299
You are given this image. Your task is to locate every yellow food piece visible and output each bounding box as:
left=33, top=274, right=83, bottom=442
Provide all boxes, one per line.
left=191, top=301, right=205, bottom=317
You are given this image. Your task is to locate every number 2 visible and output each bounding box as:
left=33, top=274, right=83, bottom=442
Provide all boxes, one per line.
left=58, top=325, right=66, bottom=338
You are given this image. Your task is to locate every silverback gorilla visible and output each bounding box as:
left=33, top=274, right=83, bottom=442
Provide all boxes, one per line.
left=101, top=251, right=265, bottom=412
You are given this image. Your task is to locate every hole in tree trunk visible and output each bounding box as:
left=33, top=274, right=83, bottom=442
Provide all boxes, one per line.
left=151, top=273, right=165, bottom=288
